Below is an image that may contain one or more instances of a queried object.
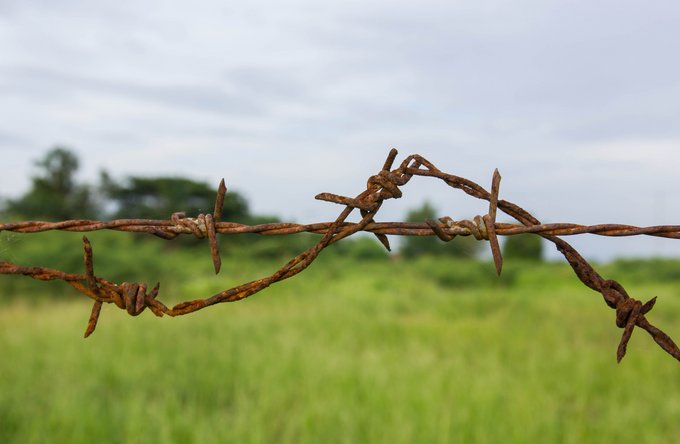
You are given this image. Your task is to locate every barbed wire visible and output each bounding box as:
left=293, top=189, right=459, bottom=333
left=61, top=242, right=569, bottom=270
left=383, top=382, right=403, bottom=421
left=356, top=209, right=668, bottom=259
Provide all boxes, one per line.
left=0, top=149, right=678, bottom=363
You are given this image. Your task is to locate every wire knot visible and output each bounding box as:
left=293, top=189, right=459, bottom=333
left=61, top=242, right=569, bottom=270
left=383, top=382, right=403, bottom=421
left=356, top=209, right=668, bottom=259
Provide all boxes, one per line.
left=81, top=236, right=167, bottom=338
left=433, top=215, right=490, bottom=241
left=366, top=169, right=406, bottom=200
left=82, top=279, right=166, bottom=338
left=107, top=281, right=163, bottom=316
left=615, top=297, right=641, bottom=328
left=315, top=150, right=409, bottom=214
left=601, top=280, right=658, bottom=362
left=355, top=170, right=403, bottom=213
left=425, top=169, right=504, bottom=275
left=167, top=179, right=227, bottom=274
left=172, top=212, right=212, bottom=239
left=314, top=149, right=410, bottom=253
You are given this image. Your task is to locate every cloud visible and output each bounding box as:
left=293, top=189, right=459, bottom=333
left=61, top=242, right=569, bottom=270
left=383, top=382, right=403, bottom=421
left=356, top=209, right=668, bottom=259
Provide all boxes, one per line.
left=0, top=66, right=264, bottom=116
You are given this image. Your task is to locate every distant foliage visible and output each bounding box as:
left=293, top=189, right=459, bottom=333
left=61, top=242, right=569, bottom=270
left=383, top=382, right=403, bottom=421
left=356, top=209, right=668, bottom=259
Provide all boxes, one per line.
left=399, top=201, right=481, bottom=259
left=5, top=147, right=98, bottom=220
left=605, top=258, right=680, bottom=283
left=502, top=234, right=543, bottom=261
left=327, top=236, right=390, bottom=260
left=100, top=173, right=251, bottom=222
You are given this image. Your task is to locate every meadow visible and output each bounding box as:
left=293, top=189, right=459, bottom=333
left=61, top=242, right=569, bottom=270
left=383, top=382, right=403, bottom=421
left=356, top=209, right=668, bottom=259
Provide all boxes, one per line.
left=1, top=231, right=679, bottom=443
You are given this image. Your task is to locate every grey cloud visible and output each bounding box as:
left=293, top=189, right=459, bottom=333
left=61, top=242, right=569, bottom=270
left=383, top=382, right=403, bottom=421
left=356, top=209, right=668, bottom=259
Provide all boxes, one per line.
left=557, top=110, right=680, bottom=142
left=0, top=130, right=32, bottom=147
left=314, top=1, right=680, bottom=139
left=225, top=68, right=307, bottom=101
left=0, top=65, right=264, bottom=116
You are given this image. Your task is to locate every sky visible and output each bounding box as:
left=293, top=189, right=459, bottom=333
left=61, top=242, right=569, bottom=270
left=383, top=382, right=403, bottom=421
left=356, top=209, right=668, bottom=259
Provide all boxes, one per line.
left=0, top=0, right=679, bottom=260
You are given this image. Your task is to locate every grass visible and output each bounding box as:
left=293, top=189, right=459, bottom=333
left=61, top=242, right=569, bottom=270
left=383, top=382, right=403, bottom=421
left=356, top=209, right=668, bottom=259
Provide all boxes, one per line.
left=1, top=234, right=679, bottom=443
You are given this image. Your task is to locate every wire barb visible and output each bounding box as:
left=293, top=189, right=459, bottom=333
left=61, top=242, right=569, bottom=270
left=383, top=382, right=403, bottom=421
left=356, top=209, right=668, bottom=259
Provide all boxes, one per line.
left=485, top=169, right=503, bottom=276
left=78, top=236, right=166, bottom=337
left=1, top=150, right=678, bottom=364
left=167, top=179, right=226, bottom=273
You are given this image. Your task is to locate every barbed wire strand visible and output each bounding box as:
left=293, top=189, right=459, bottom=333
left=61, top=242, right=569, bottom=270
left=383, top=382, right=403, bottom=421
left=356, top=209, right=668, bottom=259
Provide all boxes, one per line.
left=0, top=149, right=678, bottom=364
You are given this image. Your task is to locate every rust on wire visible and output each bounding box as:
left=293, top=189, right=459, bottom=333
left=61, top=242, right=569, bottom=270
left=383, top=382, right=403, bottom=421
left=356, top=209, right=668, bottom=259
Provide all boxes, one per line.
left=0, top=149, right=679, bottom=364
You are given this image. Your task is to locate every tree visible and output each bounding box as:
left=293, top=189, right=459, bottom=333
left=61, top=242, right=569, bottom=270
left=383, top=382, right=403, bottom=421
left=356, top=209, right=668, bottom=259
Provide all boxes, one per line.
left=502, top=234, right=543, bottom=261
left=100, top=173, right=250, bottom=222
left=399, top=201, right=481, bottom=259
left=5, top=147, right=98, bottom=219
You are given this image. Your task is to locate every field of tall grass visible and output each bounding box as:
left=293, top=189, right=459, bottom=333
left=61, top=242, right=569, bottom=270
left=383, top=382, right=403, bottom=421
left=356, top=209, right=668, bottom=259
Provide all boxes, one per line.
left=1, top=231, right=679, bottom=443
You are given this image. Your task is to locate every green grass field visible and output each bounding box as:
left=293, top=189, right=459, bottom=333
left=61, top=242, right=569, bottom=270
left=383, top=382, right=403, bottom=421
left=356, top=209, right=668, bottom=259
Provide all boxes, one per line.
left=1, top=233, right=679, bottom=443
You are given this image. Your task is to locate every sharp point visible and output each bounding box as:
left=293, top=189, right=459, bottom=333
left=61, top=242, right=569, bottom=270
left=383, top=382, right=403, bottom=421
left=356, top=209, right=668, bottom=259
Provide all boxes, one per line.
left=383, top=148, right=399, bottom=171
left=494, top=258, right=503, bottom=276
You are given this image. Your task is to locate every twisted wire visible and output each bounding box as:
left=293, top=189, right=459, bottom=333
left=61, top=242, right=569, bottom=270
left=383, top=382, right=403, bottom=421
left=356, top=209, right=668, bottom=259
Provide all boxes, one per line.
left=1, top=149, right=678, bottom=363
left=3, top=218, right=679, bottom=239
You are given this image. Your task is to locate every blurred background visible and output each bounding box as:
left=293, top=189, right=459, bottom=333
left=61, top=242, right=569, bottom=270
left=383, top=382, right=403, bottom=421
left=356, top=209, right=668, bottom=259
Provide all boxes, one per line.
left=1, top=1, right=679, bottom=443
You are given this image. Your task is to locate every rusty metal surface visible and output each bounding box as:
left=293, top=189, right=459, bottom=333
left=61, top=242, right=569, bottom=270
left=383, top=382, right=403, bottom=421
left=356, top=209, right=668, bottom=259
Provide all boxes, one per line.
left=0, top=149, right=678, bottom=363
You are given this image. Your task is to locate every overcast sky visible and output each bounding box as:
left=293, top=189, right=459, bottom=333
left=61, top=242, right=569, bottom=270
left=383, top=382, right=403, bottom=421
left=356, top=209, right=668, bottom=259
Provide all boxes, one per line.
left=1, top=0, right=679, bottom=260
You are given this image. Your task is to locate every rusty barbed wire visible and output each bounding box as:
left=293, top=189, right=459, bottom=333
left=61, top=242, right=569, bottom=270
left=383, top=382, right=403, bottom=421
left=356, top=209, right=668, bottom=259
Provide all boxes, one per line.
left=0, top=149, right=678, bottom=363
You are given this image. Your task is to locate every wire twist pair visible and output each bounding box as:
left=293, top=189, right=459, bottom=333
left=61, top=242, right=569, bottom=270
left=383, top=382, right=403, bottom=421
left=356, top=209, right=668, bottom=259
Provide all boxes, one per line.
left=77, top=237, right=166, bottom=337
left=158, top=179, right=227, bottom=274
left=599, top=280, right=664, bottom=362
left=1, top=149, right=678, bottom=363
left=424, top=169, right=503, bottom=275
